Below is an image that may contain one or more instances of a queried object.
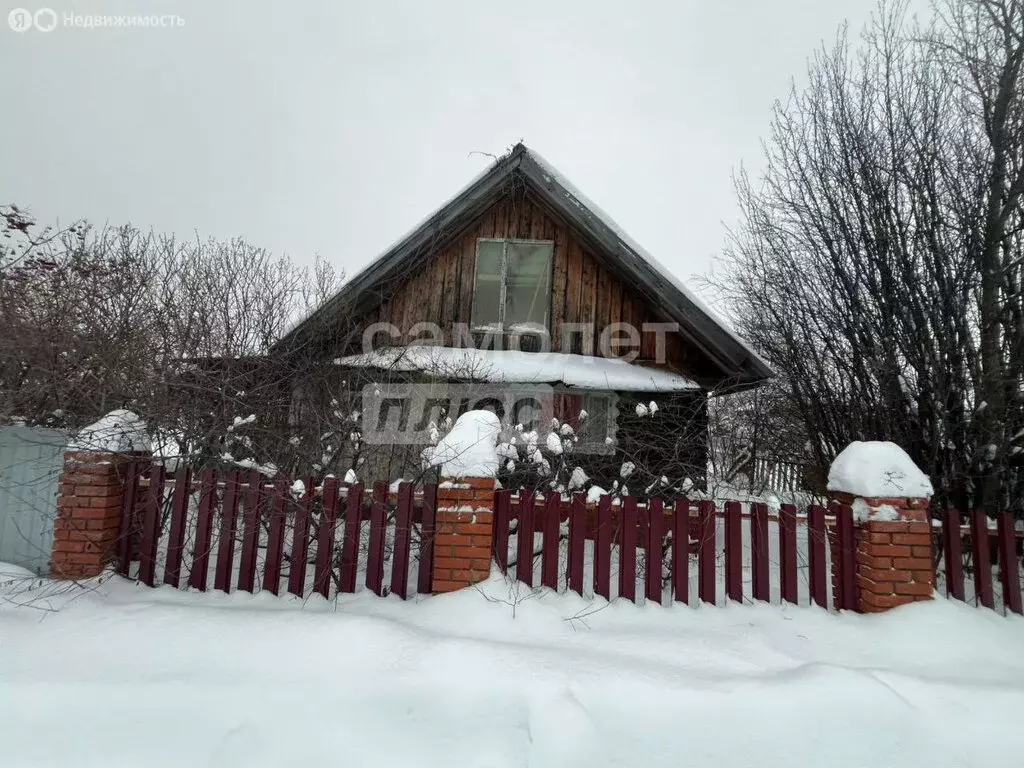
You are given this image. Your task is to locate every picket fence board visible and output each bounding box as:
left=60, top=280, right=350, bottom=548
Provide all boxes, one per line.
left=417, top=484, right=437, bottom=595
left=366, top=481, right=387, bottom=597
left=189, top=469, right=217, bottom=592
left=568, top=494, right=586, bottom=595
left=517, top=492, right=535, bottom=587
left=287, top=478, right=313, bottom=598
left=997, top=512, right=1023, bottom=615
left=237, top=470, right=262, bottom=594
left=390, top=482, right=413, bottom=599
left=315, top=477, right=340, bottom=599
left=836, top=505, right=856, bottom=611
left=970, top=511, right=994, bottom=609
left=594, top=495, right=612, bottom=600
left=942, top=509, right=964, bottom=601
left=138, top=464, right=164, bottom=587
left=162, top=467, right=191, bottom=588
left=751, top=502, right=769, bottom=602
left=339, top=484, right=364, bottom=594
left=214, top=471, right=241, bottom=593
left=672, top=500, right=688, bottom=604
left=263, top=475, right=287, bottom=595
left=698, top=500, right=716, bottom=605
left=724, top=501, right=742, bottom=603
left=542, top=493, right=559, bottom=590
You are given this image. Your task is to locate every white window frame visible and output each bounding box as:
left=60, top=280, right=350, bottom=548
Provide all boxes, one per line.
left=472, top=238, right=554, bottom=333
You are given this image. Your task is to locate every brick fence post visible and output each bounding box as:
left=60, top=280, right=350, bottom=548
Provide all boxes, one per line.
left=51, top=450, right=138, bottom=580
left=826, top=442, right=935, bottom=612
left=431, top=476, right=495, bottom=593
left=827, top=493, right=934, bottom=612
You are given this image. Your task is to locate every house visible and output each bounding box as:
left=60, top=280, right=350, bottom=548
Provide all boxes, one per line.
left=278, top=144, right=770, bottom=492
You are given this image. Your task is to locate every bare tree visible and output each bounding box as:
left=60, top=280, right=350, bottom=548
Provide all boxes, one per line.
left=0, top=217, right=343, bottom=471
left=712, top=0, right=1024, bottom=516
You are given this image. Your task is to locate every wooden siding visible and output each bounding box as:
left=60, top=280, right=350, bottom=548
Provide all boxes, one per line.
left=369, top=190, right=699, bottom=371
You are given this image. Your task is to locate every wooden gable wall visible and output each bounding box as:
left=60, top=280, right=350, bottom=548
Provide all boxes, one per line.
left=363, top=189, right=701, bottom=373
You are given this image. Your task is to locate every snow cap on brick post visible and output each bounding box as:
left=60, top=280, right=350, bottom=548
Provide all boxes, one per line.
left=427, top=410, right=500, bottom=593
left=827, top=441, right=935, bottom=612
left=51, top=410, right=150, bottom=580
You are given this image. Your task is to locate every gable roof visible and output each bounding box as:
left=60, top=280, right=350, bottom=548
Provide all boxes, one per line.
left=279, top=143, right=772, bottom=386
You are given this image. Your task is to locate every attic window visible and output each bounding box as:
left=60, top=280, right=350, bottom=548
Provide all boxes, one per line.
left=470, top=239, right=553, bottom=333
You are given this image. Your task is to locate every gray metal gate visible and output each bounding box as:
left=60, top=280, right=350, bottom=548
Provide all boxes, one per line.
left=0, top=426, right=70, bottom=575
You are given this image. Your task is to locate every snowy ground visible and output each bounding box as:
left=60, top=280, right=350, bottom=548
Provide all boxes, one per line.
left=2, top=569, right=1024, bottom=767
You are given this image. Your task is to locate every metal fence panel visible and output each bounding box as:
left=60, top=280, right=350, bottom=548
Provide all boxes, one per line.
left=0, top=426, right=69, bottom=575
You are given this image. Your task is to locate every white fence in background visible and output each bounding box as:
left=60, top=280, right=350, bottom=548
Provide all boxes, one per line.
left=753, top=459, right=806, bottom=493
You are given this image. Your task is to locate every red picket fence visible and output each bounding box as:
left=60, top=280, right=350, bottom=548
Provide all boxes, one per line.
left=115, top=462, right=1023, bottom=616
left=492, top=490, right=857, bottom=609
left=932, top=509, right=1023, bottom=615
left=116, top=463, right=438, bottom=599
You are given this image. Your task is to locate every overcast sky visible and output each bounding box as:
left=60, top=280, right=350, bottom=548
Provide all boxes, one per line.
left=2, top=0, right=892, bottom=291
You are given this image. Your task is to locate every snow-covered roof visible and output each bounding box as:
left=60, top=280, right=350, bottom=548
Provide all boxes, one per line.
left=335, top=346, right=700, bottom=392
left=279, top=143, right=772, bottom=386
left=827, top=441, right=933, bottom=499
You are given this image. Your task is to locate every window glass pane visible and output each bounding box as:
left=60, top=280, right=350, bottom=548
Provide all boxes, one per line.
left=471, top=240, right=504, bottom=329
left=504, top=241, right=552, bottom=331
left=582, top=394, right=610, bottom=443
